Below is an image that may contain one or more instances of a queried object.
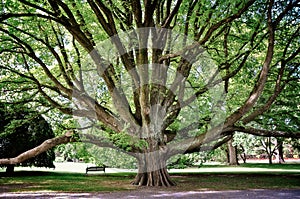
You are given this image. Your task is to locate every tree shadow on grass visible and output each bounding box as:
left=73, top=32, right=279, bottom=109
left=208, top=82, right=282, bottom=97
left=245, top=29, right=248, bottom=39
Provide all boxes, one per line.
left=0, top=171, right=299, bottom=193
left=0, top=171, right=59, bottom=177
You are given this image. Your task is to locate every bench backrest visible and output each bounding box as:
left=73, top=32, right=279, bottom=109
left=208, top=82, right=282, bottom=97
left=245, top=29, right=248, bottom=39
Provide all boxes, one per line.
left=86, top=166, right=105, bottom=173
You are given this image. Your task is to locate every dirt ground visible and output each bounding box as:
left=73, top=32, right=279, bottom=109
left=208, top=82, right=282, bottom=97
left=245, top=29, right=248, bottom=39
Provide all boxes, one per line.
left=1, top=189, right=300, bottom=199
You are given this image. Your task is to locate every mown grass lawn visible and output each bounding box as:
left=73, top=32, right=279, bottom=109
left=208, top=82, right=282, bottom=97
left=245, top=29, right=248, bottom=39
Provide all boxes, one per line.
left=0, top=172, right=135, bottom=192
left=0, top=163, right=299, bottom=193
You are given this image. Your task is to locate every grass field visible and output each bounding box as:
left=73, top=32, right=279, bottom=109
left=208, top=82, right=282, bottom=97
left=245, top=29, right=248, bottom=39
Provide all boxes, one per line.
left=0, top=163, right=299, bottom=193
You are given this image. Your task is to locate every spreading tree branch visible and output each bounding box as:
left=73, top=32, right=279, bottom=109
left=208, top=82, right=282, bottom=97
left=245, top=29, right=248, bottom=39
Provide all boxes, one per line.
left=225, top=126, right=300, bottom=139
left=224, top=0, right=275, bottom=127
left=0, top=131, right=76, bottom=165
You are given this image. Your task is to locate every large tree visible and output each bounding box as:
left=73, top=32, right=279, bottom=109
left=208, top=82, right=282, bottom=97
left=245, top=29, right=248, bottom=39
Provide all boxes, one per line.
left=0, top=0, right=299, bottom=186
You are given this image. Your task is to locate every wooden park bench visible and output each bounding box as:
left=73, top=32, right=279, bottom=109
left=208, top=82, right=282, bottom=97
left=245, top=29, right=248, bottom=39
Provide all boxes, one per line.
left=86, top=166, right=105, bottom=174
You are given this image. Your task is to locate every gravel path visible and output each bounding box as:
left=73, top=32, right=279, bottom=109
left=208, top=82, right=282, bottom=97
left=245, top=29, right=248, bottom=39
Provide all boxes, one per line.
left=1, top=189, right=300, bottom=199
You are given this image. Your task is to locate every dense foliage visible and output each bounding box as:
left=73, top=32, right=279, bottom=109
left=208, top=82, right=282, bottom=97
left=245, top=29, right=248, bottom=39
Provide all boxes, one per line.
left=0, top=104, right=55, bottom=170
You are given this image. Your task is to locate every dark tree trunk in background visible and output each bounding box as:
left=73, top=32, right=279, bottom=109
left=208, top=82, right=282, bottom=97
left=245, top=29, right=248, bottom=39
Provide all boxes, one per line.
left=276, top=139, right=285, bottom=164
left=6, top=165, right=14, bottom=175
left=239, top=144, right=247, bottom=163
left=268, top=155, right=273, bottom=164
left=227, top=138, right=239, bottom=165
left=262, top=137, right=273, bottom=164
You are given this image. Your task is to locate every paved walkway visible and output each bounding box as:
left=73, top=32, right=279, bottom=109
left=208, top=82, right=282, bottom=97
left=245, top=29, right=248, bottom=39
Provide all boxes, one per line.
left=10, top=162, right=300, bottom=174
left=1, top=189, right=300, bottom=199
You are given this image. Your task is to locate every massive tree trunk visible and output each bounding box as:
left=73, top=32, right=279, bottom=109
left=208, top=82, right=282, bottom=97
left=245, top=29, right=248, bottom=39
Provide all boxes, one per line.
left=132, top=150, right=175, bottom=186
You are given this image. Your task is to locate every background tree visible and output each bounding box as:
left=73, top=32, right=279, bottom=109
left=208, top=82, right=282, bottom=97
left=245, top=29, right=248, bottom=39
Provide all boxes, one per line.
left=0, top=0, right=299, bottom=186
left=259, top=136, right=278, bottom=164
left=0, top=103, right=55, bottom=174
left=226, top=136, right=239, bottom=165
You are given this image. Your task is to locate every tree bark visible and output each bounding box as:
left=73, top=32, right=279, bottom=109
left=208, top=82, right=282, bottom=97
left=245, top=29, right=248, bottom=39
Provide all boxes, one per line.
left=132, top=152, right=176, bottom=186
left=267, top=137, right=273, bottom=164
left=268, top=155, right=273, bottom=164
left=5, top=165, right=15, bottom=176
left=276, top=139, right=285, bottom=164
left=227, top=138, right=239, bottom=165
left=239, top=144, right=247, bottom=163
left=0, top=132, right=75, bottom=165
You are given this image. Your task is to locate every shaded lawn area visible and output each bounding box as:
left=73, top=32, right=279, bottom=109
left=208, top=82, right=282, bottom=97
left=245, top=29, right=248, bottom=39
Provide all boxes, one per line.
left=0, top=172, right=135, bottom=193
left=0, top=163, right=299, bottom=193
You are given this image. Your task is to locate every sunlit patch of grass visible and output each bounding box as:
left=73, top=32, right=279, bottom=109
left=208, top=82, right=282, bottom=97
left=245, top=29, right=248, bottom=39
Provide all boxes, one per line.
left=240, top=163, right=300, bottom=170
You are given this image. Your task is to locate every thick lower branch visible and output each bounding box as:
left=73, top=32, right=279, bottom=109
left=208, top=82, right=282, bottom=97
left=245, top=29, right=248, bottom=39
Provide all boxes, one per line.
left=186, top=135, right=233, bottom=154
left=0, top=131, right=76, bottom=165
left=167, top=125, right=225, bottom=157
left=225, top=126, right=300, bottom=139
